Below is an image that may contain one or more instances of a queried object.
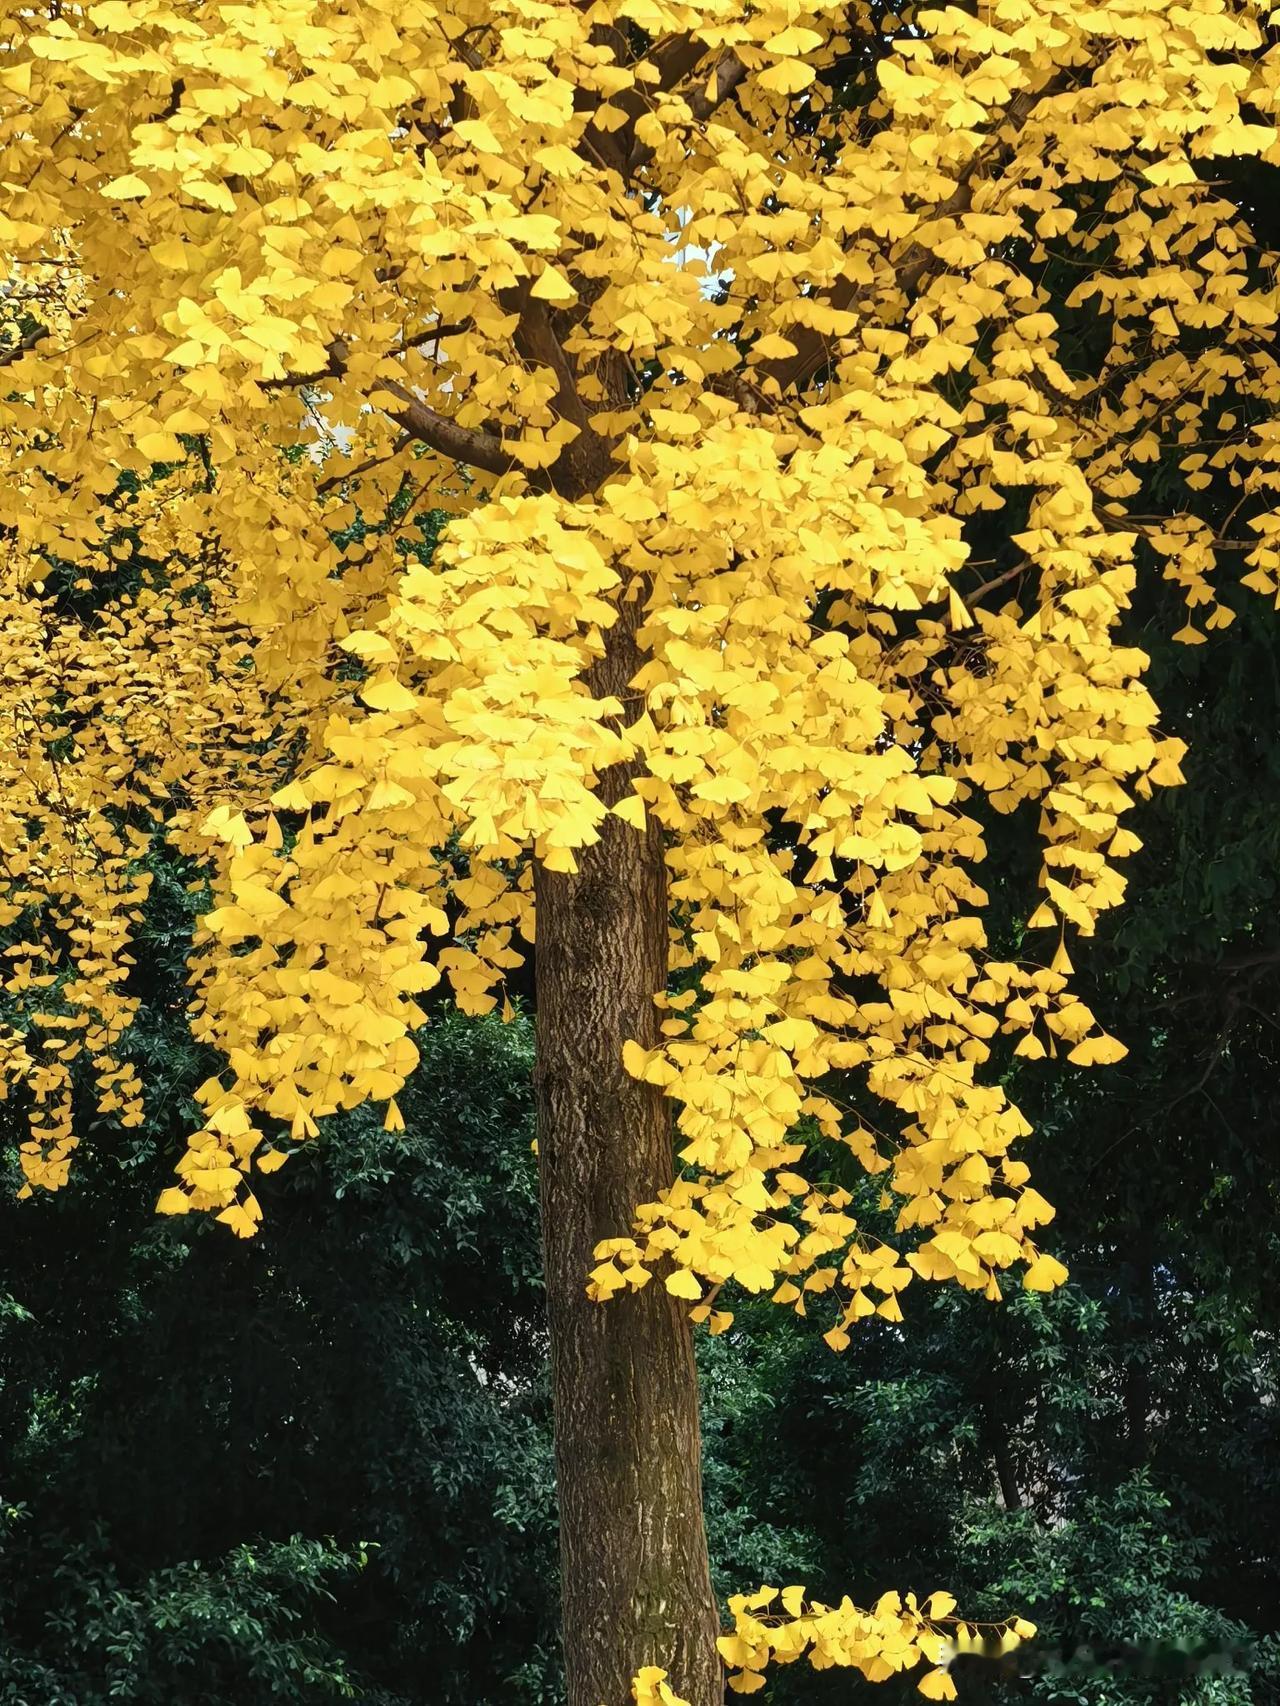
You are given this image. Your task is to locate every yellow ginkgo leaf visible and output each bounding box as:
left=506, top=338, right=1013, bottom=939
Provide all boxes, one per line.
left=917, top=1668, right=957, bottom=1700
left=1022, top=1253, right=1069, bottom=1292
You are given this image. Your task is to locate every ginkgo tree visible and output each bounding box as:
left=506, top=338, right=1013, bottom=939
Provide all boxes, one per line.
left=3, top=0, right=1279, bottom=1701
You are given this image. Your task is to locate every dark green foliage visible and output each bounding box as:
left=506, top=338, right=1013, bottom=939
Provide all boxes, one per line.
left=0, top=997, right=558, bottom=1706
left=0, top=1526, right=361, bottom=1706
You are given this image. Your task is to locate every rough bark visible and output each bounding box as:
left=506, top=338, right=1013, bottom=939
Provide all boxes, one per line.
left=534, top=607, right=722, bottom=1706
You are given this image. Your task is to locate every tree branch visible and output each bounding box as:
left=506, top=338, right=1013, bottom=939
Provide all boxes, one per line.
left=262, top=328, right=512, bottom=479
left=622, top=49, right=750, bottom=176
left=683, top=51, right=749, bottom=124
left=959, top=560, right=1032, bottom=617
left=0, top=324, right=47, bottom=367
left=379, top=379, right=513, bottom=477
left=578, top=30, right=747, bottom=180
left=1217, top=944, right=1280, bottom=972
left=270, top=323, right=471, bottom=390
left=314, top=433, right=412, bottom=495
left=398, top=320, right=471, bottom=352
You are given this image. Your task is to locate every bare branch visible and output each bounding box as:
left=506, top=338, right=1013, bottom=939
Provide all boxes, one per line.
left=398, top=320, right=471, bottom=352
left=315, top=433, right=413, bottom=495
left=273, top=357, right=347, bottom=390
left=959, top=560, right=1032, bottom=617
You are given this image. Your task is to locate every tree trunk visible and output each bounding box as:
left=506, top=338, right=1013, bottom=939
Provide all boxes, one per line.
left=533, top=611, right=722, bottom=1706
left=991, top=1420, right=1022, bottom=1513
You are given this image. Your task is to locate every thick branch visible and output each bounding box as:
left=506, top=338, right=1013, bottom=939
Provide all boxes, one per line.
left=579, top=31, right=746, bottom=180
left=264, top=330, right=511, bottom=479
left=623, top=49, right=750, bottom=177
left=503, top=291, right=619, bottom=498
left=576, top=20, right=654, bottom=176
left=381, top=380, right=513, bottom=476
left=510, top=297, right=592, bottom=436
left=684, top=50, right=749, bottom=124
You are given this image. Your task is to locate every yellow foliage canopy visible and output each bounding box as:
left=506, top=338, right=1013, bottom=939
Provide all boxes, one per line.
left=2, top=1, right=1278, bottom=1337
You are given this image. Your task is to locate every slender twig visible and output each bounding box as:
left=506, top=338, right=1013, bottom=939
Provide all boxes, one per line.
left=315, top=434, right=413, bottom=495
